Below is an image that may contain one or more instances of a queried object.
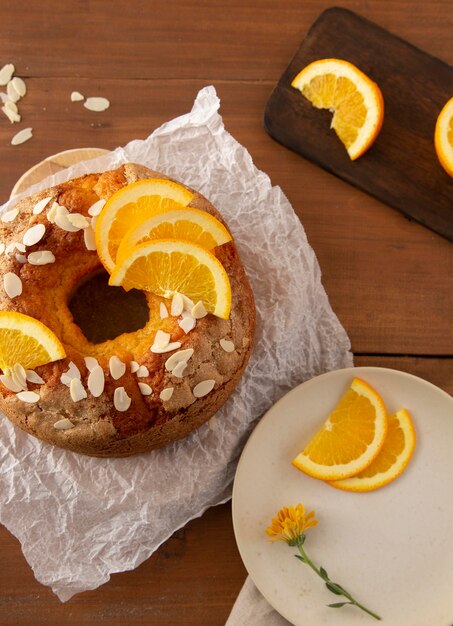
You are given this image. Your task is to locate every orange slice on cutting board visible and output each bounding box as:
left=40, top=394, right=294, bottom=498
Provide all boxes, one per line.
left=292, top=377, right=388, bottom=481
left=329, top=408, right=416, bottom=492
left=291, top=58, right=384, bottom=160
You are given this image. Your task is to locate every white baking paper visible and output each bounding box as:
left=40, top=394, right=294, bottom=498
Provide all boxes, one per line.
left=0, top=86, right=352, bottom=601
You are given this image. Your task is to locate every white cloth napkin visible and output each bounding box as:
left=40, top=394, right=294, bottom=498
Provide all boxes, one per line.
left=0, top=86, right=352, bottom=602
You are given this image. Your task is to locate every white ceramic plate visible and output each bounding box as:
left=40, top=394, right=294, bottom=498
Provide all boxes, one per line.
left=232, top=367, right=453, bottom=626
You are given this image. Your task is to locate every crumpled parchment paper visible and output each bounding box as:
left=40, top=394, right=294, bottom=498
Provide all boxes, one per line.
left=0, top=86, right=352, bottom=601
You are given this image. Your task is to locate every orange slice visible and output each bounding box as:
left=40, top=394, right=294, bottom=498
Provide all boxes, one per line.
left=291, top=58, right=384, bottom=160
left=109, top=239, right=232, bottom=319
left=95, top=178, right=194, bottom=273
left=116, top=207, right=232, bottom=262
left=292, top=378, right=388, bottom=480
left=0, top=311, right=66, bottom=371
left=328, top=408, right=416, bottom=492
left=434, top=96, right=453, bottom=177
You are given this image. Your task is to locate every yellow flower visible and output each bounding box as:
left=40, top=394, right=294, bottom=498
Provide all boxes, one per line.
left=266, top=503, right=318, bottom=544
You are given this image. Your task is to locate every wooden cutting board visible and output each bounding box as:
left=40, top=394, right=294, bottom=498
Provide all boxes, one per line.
left=264, top=7, right=453, bottom=241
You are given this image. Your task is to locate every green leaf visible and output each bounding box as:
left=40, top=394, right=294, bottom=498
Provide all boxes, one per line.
left=295, top=554, right=306, bottom=563
left=320, top=567, right=329, bottom=581
left=328, top=602, right=349, bottom=608
left=326, top=582, right=343, bottom=595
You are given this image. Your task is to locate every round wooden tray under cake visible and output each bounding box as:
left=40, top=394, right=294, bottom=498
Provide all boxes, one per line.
left=10, top=147, right=109, bottom=198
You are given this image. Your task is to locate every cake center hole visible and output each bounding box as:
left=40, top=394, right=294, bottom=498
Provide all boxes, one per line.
left=69, top=269, right=150, bottom=343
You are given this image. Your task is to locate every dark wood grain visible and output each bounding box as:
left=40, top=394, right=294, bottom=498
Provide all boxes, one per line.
left=264, top=7, right=453, bottom=240
left=0, top=1, right=451, bottom=624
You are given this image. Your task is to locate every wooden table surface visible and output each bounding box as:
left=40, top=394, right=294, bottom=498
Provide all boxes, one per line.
left=0, top=1, right=451, bottom=624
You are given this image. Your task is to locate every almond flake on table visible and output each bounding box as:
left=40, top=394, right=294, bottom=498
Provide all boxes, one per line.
left=114, top=387, right=131, bottom=412
left=1, top=208, right=19, bottom=223
left=70, top=91, right=84, bottom=102
left=165, top=349, right=194, bottom=372
left=193, top=379, right=215, bottom=398
left=2, top=105, right=20, bottom=124
left=109, top=355, right=126, bottom=380
left=84, top=356, right=98, bottom=372
left=138, top=382, right=152, bottom=396
left=11, top=127, right=32, bottom=146
left=192, top=301, right=208, bottom=319
left=130, top=360, right=140, bottom=373
left=70, top=378, right=87, bottom=402
left=25, top=370, right=44, bottom=385
left=16, top=390, right=40, bottom=403
left=27, top=250, right=55, bottom=265
left=3, top=272, right=22, bottom=298
left=53, top=418, right=74, bottom=430
left=84, top=97, right=110, bottom=112
left=84, top=226, right=96, bottom=251
left=33, top=196, right=53, bottom=215
left=4, top=100, right=18, bottom=114
left=171, top=293, right=184, bottom=316
left=0, top=64, right=15, bottom=86
left=87, top=199, right=105, bottom=216
left=87, top=366, right=105, bottom=397
left=6, top=81, right=20, bottom=103
left=10, top=77, right=26, bottom=98
left=220, top=338, right=235, bottom=353
left=22, top=223, right=46, bottom=246
left=159, top=302, right=169, bottom=319
left=159, top=387, right=174, bottom=401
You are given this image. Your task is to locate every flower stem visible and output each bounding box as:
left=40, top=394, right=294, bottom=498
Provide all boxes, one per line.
left=296, top=542, right=381, bottom=621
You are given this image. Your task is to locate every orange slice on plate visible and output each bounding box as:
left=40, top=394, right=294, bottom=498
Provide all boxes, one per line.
left=95, top=178, right=194, bottom=273
left=292, top=377, right=388, bottom=480
left=109, top=239, right=232, bottom=319
left=116, top=207, right=232, bottom=262
left=434, top=96, right=453, bottom=177
left=328, top=408, right=416, bottom=492
left=0, top=311, right=66, bottom=372
left=291, top=58, right=384, bottom=160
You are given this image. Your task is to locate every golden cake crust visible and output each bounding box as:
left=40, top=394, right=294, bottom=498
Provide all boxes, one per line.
left=0, top=164, right=255, bottom=456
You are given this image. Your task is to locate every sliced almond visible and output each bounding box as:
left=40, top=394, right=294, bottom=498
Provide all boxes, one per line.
left=130, top=360, right=140, bottom=373
left=109, top=355, right=126, bottom=380
left=136, top=365, right=149, bottom=378
left=0, top=374, right=23, bottom=392
left=0, top=64, right=15, bottom=86
left=192, top=301, right=208, bottom=319
left=13, top=363, right=27, bottom=388
left=6, top=80, right=20, bottom=103
left=138, top=382, right=152, bottom=396
left=27, top=250, right=55, bottom=265
left=0, top=243, right=5, bottom=254
left=159, top=302, right=169, bottom=319
left=165, top=349, right=194, bottom=372
left=84, top=356, right=98, bottom=372
left=87, top=199, right=106, bottom=216
left=84, top=97, right=110, bottom=112
left=67, top=213, right=90, bottom=229
left=171, top=361, right=187, bottom=378
left=33, top=196, right=53, bottom=215
left=83, top=226, right=96, bottom=251
left=4, top=100, right=18, bottom=114
left=53, top=418, right=74, bottom=430
left=2, top=105, right=20, bottom=123
left=70, top=91, right=84, bottom=102
left=15, top=253, right=27, bottom=264
left=23, top=223, right=46, bottom=246
left=220, top=338, right=235, bottom=353
left=3, top=272, right=22, bottom=298
left=179, top=314, right=196, bottom=334
left=1, top=208, right=19, bottom=223
left=25, top=370, right=45, bottom=385
left=10, top=77, right=26, bottom=98
left=171, top=293, right=184, bottom=316
left=70, top=378, right=87, bottom=402
left=11, top=127, right=32, bottom=145
left=46, top=202, right=59, bottom=223
left=193, top=379, right=215, bottom=398
left=159, top=387, right=174, bottom=402
left=55, top=205, right=80, bottom=232
left=87, top=365, right=105, bottom=397
left=150, top=341, right=181, bottom=354
left=114, top=387, right=131, bottom=411
left=16, top=390, right=40, bottom=403
left=181, top=294, right=195, bottom=311
left=154, top=330, right=170, bottom=348
left=60, top=361, right=81, bottom=386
